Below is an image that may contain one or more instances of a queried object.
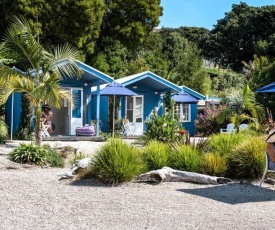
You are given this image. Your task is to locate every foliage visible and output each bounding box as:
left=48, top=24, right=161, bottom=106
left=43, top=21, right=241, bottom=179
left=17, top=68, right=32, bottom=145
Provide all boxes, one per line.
left=9, top=143, right=47, bottom=167
left=101, top=0, right=163, bottom=49
left=169, top=144, right=201, bottom=172
left=0, top=16, right=82, bottom=144
left=195, top=104, right=227, bottom=136
left=0, top=119, right=8, bottom=143
left=91, top=139, right=146, bottom=184
left=226, top=136, right=266, bottom=179
left=200, top=152, right=227, bottom=177
left=142, top=140, right=170, bottom=171
left=203, top=3, right=275, bottom=71
left=43, top=145, right=64, bottom=168
left=217, top=84, right=264, bottom=132
left=144, top=92, right=185, bottom=143
left=205, top=132, right=251, bottom=156
left=0, top=0, right=105, bottom=57
left=9, top=143, right=64, bottom=168
left=14, top=95, right=34, bottom=140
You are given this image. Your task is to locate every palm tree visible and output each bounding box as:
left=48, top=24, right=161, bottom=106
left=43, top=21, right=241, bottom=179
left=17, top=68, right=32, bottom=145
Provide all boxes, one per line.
left=217, top=84, right=264, bottom=133
left=0, top=16, right=82, bottom=144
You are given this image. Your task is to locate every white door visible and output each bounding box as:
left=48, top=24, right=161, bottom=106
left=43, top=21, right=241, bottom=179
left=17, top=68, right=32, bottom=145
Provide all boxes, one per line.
left=70, top=88, right=83, bottom=135
left=126, top=96, right=143, bottom=135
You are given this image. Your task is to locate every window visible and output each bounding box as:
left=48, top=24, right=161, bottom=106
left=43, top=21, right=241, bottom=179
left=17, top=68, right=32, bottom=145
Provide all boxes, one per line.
left=176, top=103, right=191, bottom=122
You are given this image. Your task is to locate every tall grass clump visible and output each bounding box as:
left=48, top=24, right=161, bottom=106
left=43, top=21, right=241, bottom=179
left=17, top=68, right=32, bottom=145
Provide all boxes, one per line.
left=200, top=152, right=227, bottom=176
left=226, top=136, right=266, bottom=179
left=91, top=139, right=146, bottom=184
left=206, top=132, right=251, bottom=156
left=143, top=140, right=170, bottom=170
left=169, top=144, right=201, bottom=172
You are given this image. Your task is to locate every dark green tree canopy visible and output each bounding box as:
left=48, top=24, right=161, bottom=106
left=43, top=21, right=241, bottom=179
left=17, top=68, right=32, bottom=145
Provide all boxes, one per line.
left=204, top=2, right=275, bottom=71
left=0, top=0, right=105, bottom=56
left=101, top=0, right=163, bottom=49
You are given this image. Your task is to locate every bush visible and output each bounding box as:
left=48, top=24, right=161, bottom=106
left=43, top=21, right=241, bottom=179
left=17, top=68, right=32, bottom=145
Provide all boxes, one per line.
left=200, top=152, right=227, bottom=176
left=169, top=144, right=201, bottom=172
left=195, top=104, right=227, bottom=136
left=9, top=143, right=47, bottom=167
left=226, top=136, right=266, bottom=179
left=43, top=145, right=64, bottom=168
left=143, top=92, right=185, bottom=143
left=143, top=140, right=170, bottom=170
left=205, top=132, right=251, bottom=156
left=0, top=119, right=8, bottom=143
left=91, top=139, right=146, bottom=184
left=9, top=143, right=64, bottom=168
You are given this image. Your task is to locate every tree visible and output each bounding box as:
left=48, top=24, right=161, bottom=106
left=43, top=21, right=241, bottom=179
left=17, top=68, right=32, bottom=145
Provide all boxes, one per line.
left=101, top=0, right=163, bottom=49
left=0, top=16, right=82, bottom=144
left=0, top=0, right=105, bottom=57
left=217, top=84, right=264, bottom=133
left=204, top=3, right=275, bottom=71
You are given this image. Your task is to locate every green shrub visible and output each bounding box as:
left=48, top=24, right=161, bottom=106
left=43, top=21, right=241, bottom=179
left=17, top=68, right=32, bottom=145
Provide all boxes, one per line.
left=226, top=136, right=266, bottom=179
left=201, top=152, right=227, bottom=176
left=143, top=92, right=185, bottom=143
left=169, top=145, right=201, bottom=172
left=43, top=145, right=64, bottom=168
left=143, top=140, right=170, bottom=170
left=91, top=139, right=146, bottom=184
left=9, top=143, right=47, bottom=167
left=9, top=143, right=64, bottom=168
left=0, top=119, right=8, bottom=143
left=206, top=132, right=251, bottom=156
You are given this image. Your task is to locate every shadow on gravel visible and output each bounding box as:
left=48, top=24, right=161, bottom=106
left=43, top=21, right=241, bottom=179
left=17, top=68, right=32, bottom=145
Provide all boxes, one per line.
left=178, top=183, right=275, bottom=204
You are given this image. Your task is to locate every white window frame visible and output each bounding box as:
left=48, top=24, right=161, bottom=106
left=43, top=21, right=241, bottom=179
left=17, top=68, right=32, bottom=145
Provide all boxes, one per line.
left=177, top=103, right=191, bottom=122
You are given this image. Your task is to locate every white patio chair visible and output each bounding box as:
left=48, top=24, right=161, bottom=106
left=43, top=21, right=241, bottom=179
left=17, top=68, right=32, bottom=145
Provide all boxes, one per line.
left=259, top=152, right=275, bottom=187
left=122, top=119, right=134, bottom=136
left=220, top=123, right=236, bottom=134
left=41, top=120, right=51, bottom=137
left=239, top=123, right=248, bottom=131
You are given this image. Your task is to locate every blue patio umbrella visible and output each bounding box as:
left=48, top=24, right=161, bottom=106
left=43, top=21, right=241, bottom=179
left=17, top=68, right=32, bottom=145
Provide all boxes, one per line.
left=100, top=81, right=138, bottom=136
left=256, top=82, right=275, bottom=93
left=172, top=91, right=198, bottom=103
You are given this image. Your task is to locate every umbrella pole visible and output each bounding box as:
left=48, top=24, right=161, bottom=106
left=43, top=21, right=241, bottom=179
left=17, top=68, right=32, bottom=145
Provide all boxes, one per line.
left=113, top=95, right=115, bottom=138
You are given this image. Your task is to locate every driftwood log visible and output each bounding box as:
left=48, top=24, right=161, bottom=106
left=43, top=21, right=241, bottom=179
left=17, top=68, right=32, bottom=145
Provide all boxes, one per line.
left=59, top=158, right=92, bottom=180
left=138, top=167, right=232, bottom=184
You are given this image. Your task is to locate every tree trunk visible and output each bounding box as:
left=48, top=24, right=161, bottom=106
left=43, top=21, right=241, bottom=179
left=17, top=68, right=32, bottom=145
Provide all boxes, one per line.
left=35, top=107, right=42, bottom=145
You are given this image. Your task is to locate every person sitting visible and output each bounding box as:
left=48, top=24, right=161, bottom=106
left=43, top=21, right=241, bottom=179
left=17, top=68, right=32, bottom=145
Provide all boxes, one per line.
left=266, top=128, right=275, bottom=170
left=42, top=104, right=55, bottom=134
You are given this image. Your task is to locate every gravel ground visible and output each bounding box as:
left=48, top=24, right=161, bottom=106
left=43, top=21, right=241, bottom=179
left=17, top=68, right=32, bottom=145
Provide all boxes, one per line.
left=1, top=141, right=275, bottom=230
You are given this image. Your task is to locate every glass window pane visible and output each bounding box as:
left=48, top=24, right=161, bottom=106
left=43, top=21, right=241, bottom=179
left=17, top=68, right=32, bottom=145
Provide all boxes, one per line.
left=72, top=89, right=82, bottom=118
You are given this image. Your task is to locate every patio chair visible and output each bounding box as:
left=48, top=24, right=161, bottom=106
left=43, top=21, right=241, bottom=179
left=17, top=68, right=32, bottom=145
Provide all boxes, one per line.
left=41, top=121, right=51, bottom=137
left=122, top=119, right=134, bottom=136
left=220, top=123, right=236, bottom=134
left=239, top=123, right=248, bottom=131
left=259, top=152, right=275, bottom=187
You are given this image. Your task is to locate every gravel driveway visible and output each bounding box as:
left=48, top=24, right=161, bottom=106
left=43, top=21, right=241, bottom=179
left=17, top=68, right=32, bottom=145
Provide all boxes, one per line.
left=1, top=141, right=275, bottom=230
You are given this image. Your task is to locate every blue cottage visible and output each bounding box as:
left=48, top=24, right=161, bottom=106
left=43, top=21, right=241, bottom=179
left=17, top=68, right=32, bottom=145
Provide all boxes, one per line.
left=5, top=61, right=114, bottom=137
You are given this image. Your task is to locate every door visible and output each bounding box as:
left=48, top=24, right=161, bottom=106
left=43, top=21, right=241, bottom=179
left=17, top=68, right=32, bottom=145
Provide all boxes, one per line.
left=126, top=96, right=143, bottom=135
left=70, top=88, right=83, bottom=135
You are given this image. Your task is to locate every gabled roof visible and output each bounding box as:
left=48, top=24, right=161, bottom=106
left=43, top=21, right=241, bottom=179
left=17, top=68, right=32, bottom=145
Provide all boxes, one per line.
left=76, top=61, right=113, bottom=84
left=181, top=85, right=206, bottom=100
left=115, top=71, right=182, bottom=92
